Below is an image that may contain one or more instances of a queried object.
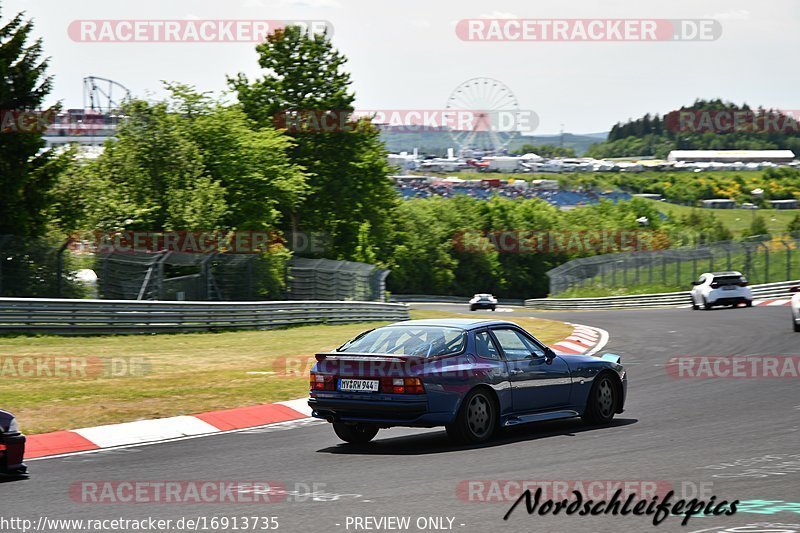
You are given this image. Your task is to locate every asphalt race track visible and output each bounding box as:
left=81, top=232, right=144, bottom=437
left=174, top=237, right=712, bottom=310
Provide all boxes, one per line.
left=2, top=305, right=799, bottom=533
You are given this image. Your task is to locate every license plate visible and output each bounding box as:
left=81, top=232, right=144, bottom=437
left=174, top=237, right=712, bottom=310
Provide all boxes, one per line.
left=338, top=379, right=379, bottom=392
left=722, top=285, right=736, bottom=290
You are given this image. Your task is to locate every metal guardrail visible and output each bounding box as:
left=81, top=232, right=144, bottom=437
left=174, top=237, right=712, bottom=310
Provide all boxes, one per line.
left=524, top=280, right=800, bottom=310
left=390, top=295, right=526, bottom=306
left=0, top=298, right=410, bottom=334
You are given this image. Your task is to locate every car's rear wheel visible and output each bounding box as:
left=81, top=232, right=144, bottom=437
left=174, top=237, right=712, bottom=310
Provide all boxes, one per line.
left=745, top=300, right=753, bottom=307
left=703, top=297, right=713, bottom=310
left=581, top=374, right=617, bottom=425
left=332, top=422, right=379, bottom=444
left=447, top=389, right=496, bottom=444
left=469, top=305, right=476, bottom=312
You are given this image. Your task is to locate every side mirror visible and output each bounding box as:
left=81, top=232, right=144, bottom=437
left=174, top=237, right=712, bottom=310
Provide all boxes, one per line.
left=543, top=347, right=556, bottom=365
left=691, top=281, right=700, bottom=286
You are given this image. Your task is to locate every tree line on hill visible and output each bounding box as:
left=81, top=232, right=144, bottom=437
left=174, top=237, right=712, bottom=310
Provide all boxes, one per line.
left=587, top=99, right=800, bottom=159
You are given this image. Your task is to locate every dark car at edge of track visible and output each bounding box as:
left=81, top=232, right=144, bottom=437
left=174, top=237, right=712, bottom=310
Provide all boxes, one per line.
left=0, top=409, right=27, bottom=477
left=308, top=319, right=626, bottom=445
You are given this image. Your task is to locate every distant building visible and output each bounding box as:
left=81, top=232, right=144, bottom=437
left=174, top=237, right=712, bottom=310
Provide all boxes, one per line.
left=701, top=199, right=736, bottom=209
left=667, top=150, right=796, bottom=163
left=768, top=199, right=798, bottom=209
left=43, top=109, right=120, bottom=149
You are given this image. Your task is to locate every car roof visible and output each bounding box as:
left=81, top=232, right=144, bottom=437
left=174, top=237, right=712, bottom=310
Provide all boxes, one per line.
left=388, top=318, right=517, bottom=331
left=710, top=271, right=743, bottom=277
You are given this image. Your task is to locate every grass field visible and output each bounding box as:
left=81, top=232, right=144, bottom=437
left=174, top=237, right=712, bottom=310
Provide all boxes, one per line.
left=1, top=310, right=571, bottom=434
left=639, top=198, right=799, bottom=236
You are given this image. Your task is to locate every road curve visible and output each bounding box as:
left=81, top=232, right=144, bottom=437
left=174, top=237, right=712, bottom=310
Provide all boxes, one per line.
left=2, top=304, right=799, bottom=533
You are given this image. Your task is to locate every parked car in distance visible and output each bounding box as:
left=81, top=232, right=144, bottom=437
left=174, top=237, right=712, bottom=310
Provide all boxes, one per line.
left=470, top=293, right=498, bottom=311
left=790, top=286, right=800, bottom=332
left=691, top=271, right=753, bottom=310
left=0, top=409, right=27, bottom=477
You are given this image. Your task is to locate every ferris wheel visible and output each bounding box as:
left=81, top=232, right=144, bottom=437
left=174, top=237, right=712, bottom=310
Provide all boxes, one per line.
left=445, top=77, right=522, bottom=153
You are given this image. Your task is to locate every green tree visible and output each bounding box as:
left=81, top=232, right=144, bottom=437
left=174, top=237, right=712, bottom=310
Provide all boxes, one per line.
left=0, top=7, right=59, bottom=236
left=230, top=26, right=398, bottom=260
left=786, top=213, right=800, bottom=235
left=166, top=83, right=307, bottom=231
left=745, top=215, right=770, bottom=239
left=53, top=99, right=226, bottom=232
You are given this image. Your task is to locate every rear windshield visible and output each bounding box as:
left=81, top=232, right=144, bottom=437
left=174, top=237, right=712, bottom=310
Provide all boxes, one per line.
left=338, top=326, right=466, bottom=357
left=713, top=275, right=744, bottom=285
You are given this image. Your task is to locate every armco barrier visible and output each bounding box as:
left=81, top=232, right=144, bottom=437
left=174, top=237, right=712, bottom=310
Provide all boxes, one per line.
left=0, top=298, right=410, bottom=334
left=524, top=280, right=800, bottom=310
left=391, top=294, right=526, bottom=306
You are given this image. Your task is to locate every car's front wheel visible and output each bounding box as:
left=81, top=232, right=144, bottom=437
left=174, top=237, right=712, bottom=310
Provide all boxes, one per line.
left=581, top=374, right=617, bottom=425
left=447, top=389, right=497, bottom=444
left=332, top=422, right=379, bottom=444
left=793, top=316, right=800, bottom=332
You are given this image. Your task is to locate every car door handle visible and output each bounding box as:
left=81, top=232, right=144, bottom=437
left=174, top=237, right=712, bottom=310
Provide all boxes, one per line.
left=509, top=369, right=524, bottom=375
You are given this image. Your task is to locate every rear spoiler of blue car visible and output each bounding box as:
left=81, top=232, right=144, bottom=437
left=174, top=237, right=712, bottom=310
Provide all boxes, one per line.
left=600, top=353, right=622, bottom=365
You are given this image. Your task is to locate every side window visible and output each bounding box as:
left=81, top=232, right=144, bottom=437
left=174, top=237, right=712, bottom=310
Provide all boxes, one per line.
left=517, top=331, right=547, bottom=357
left=474, top=330, right=500, bottom=360
left=492, top=328, right=535, bottom=361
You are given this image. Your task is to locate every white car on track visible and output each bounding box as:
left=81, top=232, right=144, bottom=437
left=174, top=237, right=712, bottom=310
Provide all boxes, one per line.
left=691, top=271, right=753, bottom=310
left=790, top=286, right=800, bottom=332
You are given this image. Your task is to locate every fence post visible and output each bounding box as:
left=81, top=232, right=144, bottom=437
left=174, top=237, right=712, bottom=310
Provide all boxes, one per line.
left=56, top=239, right=70, bottom=297
left=622, top=260, right=628, bottom=287
left=743, top=247, right=752, bottom=281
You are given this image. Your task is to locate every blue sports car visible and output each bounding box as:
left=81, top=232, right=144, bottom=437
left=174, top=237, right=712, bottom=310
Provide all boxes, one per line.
left=308, top=319, right=626, bottom=444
